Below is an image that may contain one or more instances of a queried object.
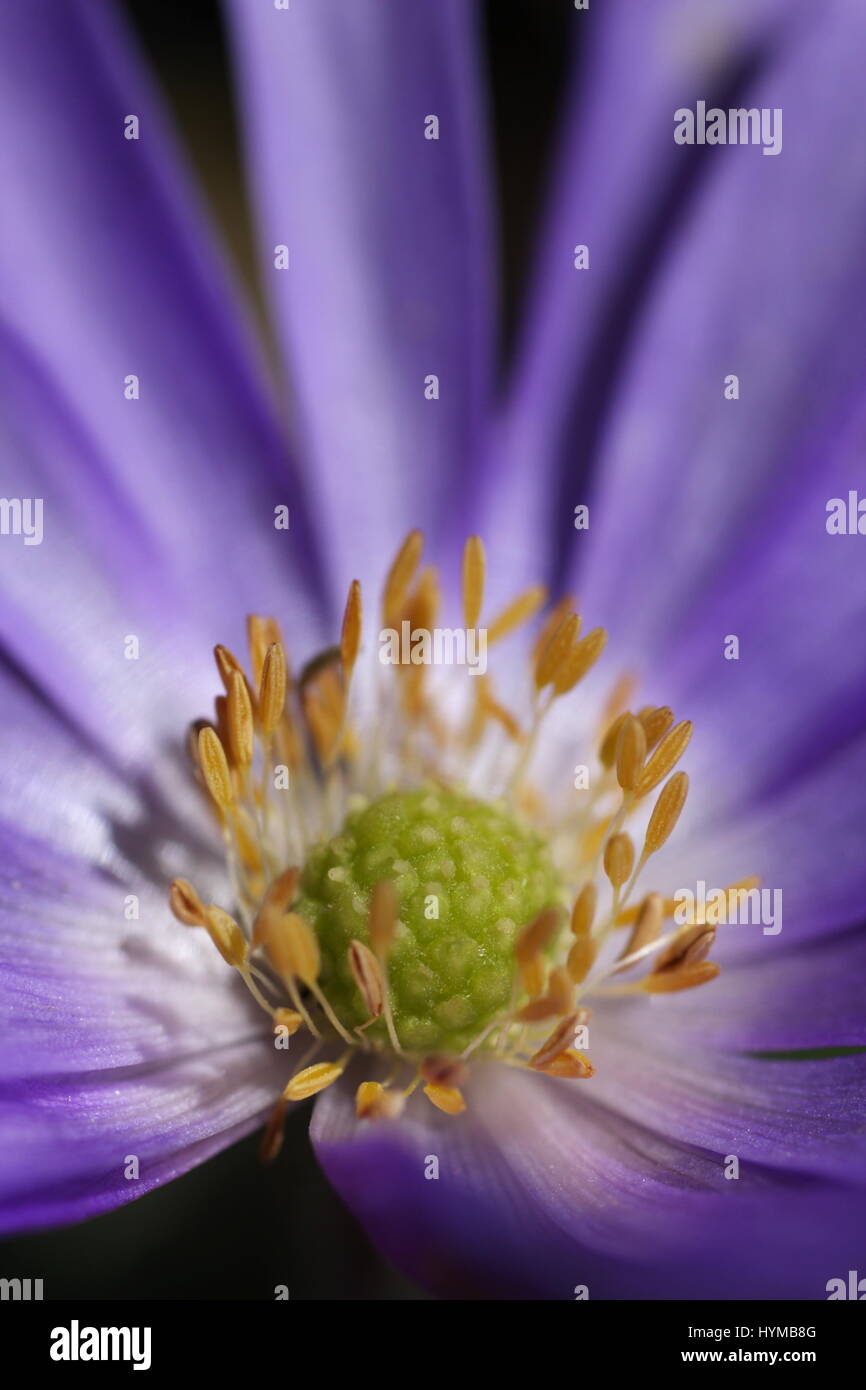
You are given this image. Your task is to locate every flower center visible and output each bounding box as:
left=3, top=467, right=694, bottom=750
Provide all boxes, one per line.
left=297, top=787, right=563, bottom=1055
left=169, top=530, right=740, bottom=1153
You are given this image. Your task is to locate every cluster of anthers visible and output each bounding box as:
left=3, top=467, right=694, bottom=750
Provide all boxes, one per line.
left=169, top=530, right=742, bottom=1161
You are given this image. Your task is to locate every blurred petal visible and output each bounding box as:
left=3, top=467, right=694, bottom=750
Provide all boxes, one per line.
left=483, top=0, right=794, bottom=603
left=0, top=0, right=326, bottom=758
left=313, top=1061, right=866, bottom=1298
left=226, top=0, right=495, bottom=596
left=0, top=813, right=281, bottom=1233
left=571, top=2, right=866, bottom=684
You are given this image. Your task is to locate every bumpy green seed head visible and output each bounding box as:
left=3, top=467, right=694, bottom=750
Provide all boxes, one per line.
left=296, top=787, right=564, bottom=1055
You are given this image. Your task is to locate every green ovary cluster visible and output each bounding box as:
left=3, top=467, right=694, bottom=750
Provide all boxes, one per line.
left=296, top=788, right=563, bottom=1055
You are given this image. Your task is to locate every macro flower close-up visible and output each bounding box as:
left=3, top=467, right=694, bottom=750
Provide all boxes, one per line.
left=1, top=0, right=865, bottom=1310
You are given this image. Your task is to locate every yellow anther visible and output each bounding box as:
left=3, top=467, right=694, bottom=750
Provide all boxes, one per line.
left=213, top=643, right=246, bottom=694
left=534, top=612, right=581, bottom=690
left=604, top=832, right=635, bottom=889
left=570, top=883, right=597, bottom=938
left=486, top=584, right=547, bottom=645
left=566, top=935, right=596, bottom=984
left=531, top=1049, right=594, bottom=1079
left=383, top=529, right=423, bottom=625
left=272, top=1008, right=303, bottom=1036
left=422, top=1082, right=466, bottom=1115
left=638, top=705, right=674, bottom=751
left=462, top=535, right=486, bottom=630
left=299, top=649, right=345, bottom=765
left=636, top=719, right=692, bottom=798
left=599, top=710, right=628, bottom=768
left=246, top=615, right=272, bottom=689
left=516, top=905, right=562, bottom=965
left=197, top=726, right=233, bottom=809
left=227, top=669, right=254, bottom=768
left=279, top=912, right=321, bottom=986
left=644, top=771, right=689, bottom=855
left=203, top=905, right=248, bottom=969
left=169, top=877, right=206, bottom=927
left=252, top=866, right=301, bottom=947
left=519, top=954, right=547, bottom=998
left=546, top=964, right=576, bottom=1014
left=615, top=714, right=646, bottom=791
left=340, top=580, right=363, bottom=681
left=259, top=642, right=288, bottom=734
left=532, top=594, right=577, bottom=665
left=355, top=1081, right=405, bottom=1120
left=348, top=939, right=384, bottom=1020
left=552, top=626, right=607, bottom=696
left=653, top=923, right=716, bottom=974
left=641, top=961, right=720, bottom=994
left=617, top=892, right=663, bottom=967
left=283, top=1062, right=344, bottom=1102
left=528, top=1010, right=591, bottom=1069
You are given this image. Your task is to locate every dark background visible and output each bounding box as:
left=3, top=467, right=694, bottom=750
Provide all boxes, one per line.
left=1, top=0, right=575, bottom=1300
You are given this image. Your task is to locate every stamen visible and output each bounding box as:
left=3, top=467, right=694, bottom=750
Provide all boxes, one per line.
left=636, top=720, right=692, bottom=798
left=259, top=642, right=288, bottom=734
left=486, top=584, right=547, bottom=645
left=422, top=1083, right=467, bottom=1115
left=462, top=535, right=486, bottom=631
left=348, top=939, right=384, bottom=1023
left=169, top=877, right=206, bottom=927
left=227, top=670, right=254, bottom=769
left=173, top=528, right=738, bottom=1127
left=355, top=1081, right=405, bottom=1120
left=340, top=580, right=363, bottom=683
left=535, top=613, right=581, bottom=691
left=383, top=528, right=423, bottom=626
left=198, top=726, right=234, bottom=811
left=614, top=714, right=646, bottom=792
left=283, top=1061, right=345, bottom=1103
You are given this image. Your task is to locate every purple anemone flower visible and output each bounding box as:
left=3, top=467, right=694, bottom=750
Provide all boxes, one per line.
left=2, top=0, right=866, bottom=1302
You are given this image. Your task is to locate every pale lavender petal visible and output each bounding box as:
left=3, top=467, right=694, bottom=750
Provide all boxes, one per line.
left=226, top=0, right=495, bottom=597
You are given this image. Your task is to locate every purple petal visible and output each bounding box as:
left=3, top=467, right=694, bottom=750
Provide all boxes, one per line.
left=587, top=1005, right=866, bottom=1183
left=225, top=0, right=495, bottom=595
left=649, top=927, right=866, bottom=1052
left=313, top=1061, right=866, bottom=1298
left=483, top=0, right=792, bottom=603
left=570, top=4, right=866, bottom=678
left=0, top=0, right=326, bottom=752
left=651, top=726, right=866, bottom=958
left=0, top=815, right=281, bottom=1232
